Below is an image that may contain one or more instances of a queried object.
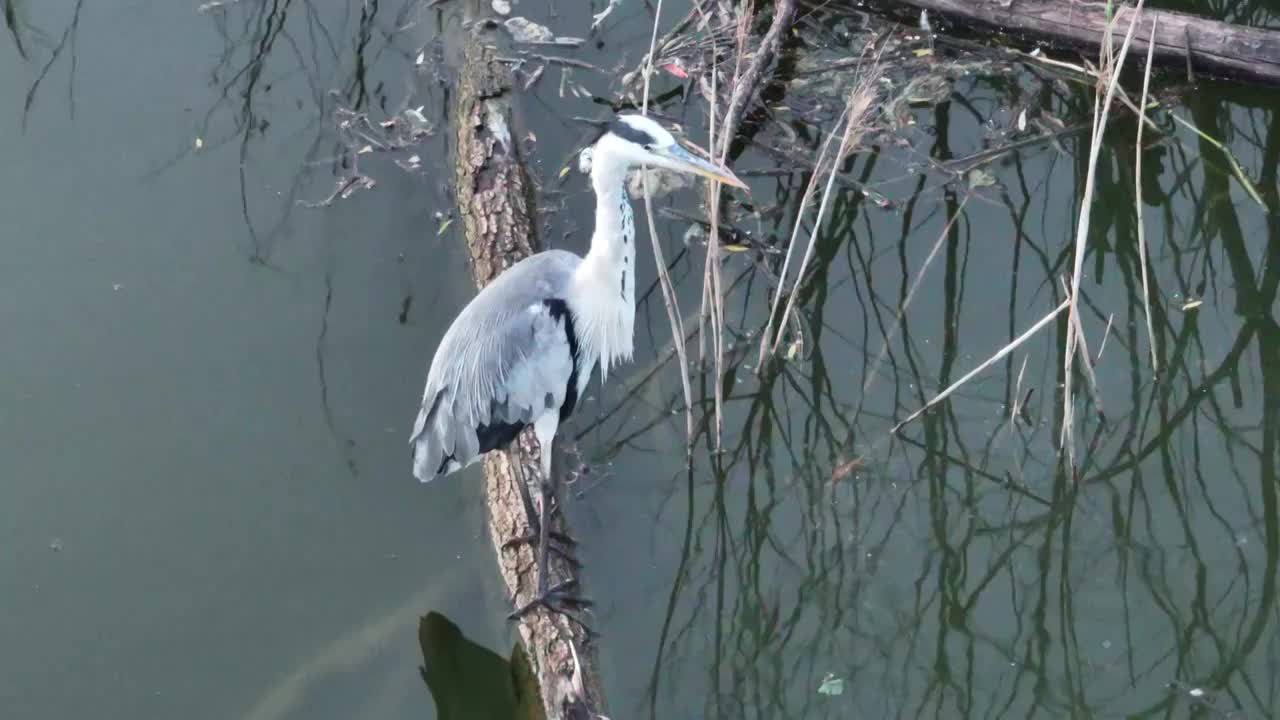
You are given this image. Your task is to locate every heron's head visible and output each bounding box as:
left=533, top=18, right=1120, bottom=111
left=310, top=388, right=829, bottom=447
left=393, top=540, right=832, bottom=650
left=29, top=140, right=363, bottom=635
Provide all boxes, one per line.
left=593, top=114, right=748, bottom=190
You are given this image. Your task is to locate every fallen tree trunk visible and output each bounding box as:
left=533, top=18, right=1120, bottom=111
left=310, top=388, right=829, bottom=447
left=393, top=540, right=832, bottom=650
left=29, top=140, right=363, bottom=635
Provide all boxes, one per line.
left=874, top=0, right=1280, bottom=85
left=451, top=5, right=606, bottom=719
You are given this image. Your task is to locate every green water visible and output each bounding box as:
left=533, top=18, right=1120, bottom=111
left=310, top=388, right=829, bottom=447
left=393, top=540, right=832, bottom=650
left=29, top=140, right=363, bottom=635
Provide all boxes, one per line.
left=1, top=1, right=1277, bottom=718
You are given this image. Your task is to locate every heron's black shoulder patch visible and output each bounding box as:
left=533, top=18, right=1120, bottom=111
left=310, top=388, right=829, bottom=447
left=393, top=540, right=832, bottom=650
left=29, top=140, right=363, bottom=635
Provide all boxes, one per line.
left=476, top=420, right=525, bottom=454
left=608, top=118, right=657, bottom=148
left=543, top=298, right=581, bottom=421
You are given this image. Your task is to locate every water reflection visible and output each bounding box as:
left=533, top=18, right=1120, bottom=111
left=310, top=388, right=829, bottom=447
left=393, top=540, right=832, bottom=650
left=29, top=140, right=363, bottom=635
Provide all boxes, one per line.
left=5, top=0, right=1278, bottom=718
left=570, top=10, right=1280, bottom=720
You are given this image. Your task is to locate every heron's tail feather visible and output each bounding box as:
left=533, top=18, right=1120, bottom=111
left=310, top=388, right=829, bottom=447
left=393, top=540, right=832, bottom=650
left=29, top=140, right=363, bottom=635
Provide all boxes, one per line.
left=410, top=388, right=448, bottom=483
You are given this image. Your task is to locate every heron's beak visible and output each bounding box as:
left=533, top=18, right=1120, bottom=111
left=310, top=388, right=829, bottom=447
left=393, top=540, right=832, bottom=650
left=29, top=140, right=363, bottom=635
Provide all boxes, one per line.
left=658, top=143, right=749, bottom=190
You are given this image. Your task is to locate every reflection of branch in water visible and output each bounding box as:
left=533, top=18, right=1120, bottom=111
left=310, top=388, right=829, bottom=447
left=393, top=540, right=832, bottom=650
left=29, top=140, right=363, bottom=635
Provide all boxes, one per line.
left=586, top=17, right=1280, bottom=715
left=314, top=260, right=359, bottom=477
left=20, top=0, right=83, bottom=130
left=3, top=0, right=27, bottom=59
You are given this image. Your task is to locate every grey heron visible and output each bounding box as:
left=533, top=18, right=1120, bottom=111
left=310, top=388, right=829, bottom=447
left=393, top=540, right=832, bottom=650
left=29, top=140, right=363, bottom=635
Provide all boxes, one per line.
left=409, top=114, right=745, bottom=620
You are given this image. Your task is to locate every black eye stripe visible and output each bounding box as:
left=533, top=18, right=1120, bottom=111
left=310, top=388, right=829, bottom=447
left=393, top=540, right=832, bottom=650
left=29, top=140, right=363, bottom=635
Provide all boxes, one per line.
left=608, top=118, right=659, bottom=147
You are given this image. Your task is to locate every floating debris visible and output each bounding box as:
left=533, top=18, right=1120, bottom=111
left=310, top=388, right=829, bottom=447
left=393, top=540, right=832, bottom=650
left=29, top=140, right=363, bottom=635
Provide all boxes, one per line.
left=592, top=0, right=622, bottom=28
left=504, top=17, right=584, bottom=47
left=969, top=168, right=996, bottom=188
left=831, top=457, right=865, bottom=483
left=817, top=673, right=844, bottom=696
left=196, top=0, right=240, bottom=14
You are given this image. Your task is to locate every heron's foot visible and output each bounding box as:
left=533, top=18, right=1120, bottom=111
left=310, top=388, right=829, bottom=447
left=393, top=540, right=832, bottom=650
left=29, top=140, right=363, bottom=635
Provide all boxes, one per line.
left=501, top=531, right=581, bottom=569
left=508, top=578, right=596, bottom=638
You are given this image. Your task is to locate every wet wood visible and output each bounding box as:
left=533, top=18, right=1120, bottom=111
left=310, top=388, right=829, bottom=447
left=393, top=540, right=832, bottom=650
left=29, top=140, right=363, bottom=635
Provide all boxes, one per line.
left=877, top=0, right=1280, bottom=85
left=452, top=8, right=606, bottom=720
left=718, top=0, right=797, bottom=155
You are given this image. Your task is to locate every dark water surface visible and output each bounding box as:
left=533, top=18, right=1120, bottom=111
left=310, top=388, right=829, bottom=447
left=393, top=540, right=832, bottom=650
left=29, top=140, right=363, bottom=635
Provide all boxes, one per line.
left=2, top=1, right=1278, bottom=718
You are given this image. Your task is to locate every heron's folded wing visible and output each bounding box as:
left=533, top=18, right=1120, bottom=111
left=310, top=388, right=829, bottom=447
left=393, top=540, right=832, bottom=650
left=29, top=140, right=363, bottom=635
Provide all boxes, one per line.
left=411, top=297, right=574, bottom=482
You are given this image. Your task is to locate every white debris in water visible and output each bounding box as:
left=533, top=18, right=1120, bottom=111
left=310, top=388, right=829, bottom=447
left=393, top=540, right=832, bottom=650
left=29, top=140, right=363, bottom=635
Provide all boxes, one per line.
left=196, top=0, right=241, bottom=14
left=403, top=106, right=429, bottom=128
left=483, top=102, right=512, bottom=151
left=1188, top=688, right=1205, bottom=698
left=592, top=0, right=622, bottom=28
left=492, top=0, right=512, bottom=14
left=504, top=17, right=583, bottom=46
left=818, top=673, right=844, bottom=696
left=505, top=17, right=553, bottom=42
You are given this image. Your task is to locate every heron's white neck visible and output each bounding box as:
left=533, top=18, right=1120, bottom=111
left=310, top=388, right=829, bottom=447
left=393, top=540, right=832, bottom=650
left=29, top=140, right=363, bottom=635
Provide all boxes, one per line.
left=571, top=153, right=636, bottom=381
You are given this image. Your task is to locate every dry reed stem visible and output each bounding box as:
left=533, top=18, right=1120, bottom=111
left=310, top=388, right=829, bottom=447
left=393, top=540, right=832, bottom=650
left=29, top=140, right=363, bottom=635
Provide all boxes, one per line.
left=701, top=2, right=757, bottom=445
left=707, top=87, right=726, bottom=446
left=768, top=75, right=879, bottom=359
left=1135, top=13, right=1159, bottom=373
left=698, top=1, right=747, bottom=449
left=1061, top=277, right=1104, bottom=417
left=754, top=111, right=843, bottom=368
left=637, top=0, right=696, bottom=442
left=1061, top=0, right=1144, bottom=467
left=894, top=298, right=1072, bottom=433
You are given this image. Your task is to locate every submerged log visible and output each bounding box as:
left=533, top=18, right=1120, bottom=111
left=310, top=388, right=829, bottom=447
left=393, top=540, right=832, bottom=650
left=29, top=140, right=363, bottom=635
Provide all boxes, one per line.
left=875, top=0, right=1280, bottom=85
left=451, top=8, right=606, bottom=720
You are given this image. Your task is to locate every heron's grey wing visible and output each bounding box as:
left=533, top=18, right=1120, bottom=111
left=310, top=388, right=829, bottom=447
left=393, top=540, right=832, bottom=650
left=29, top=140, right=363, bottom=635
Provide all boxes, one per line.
left=410, top=253, right=578, bottom=482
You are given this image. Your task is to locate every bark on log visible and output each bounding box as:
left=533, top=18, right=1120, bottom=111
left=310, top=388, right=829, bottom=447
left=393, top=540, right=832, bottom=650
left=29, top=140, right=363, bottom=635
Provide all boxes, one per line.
left=718, top=0, right=797, bottom=157
left=452, top=11, right=606, bottom=720
left=874, top=0, right=1280, bottom=86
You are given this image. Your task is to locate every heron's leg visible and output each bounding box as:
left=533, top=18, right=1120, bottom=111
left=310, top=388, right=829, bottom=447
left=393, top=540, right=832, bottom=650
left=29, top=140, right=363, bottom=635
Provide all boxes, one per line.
left=508, top=578, right=596, bottom=638
left=506, top=419, right=593, bottom=636
left=502, top=450, right=579, bottom=568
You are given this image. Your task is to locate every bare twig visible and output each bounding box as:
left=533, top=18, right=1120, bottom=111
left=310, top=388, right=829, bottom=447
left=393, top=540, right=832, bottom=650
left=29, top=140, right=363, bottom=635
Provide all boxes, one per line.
left=1010, top=354, right=1030, bottom=427
left=894, top=298, right=1071, bottom=433
left=1135, top=13, right=1160, bottom=373
left=1095, top=312, right=1115, bottom=365
left=755, top=116, right=843, bottom=369
left=768, top=74, right=879, bottom=359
